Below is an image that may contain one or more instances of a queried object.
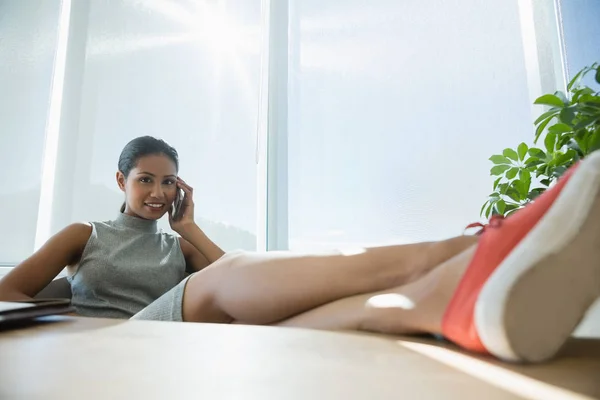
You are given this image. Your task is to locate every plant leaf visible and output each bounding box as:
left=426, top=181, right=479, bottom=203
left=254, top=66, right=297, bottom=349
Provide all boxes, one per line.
left=525, top=159, right=544, bottom=168
left=559, top=106, right=576, bottom=125
left=552, top=166, right=568, bottom=178
left=506, top=187, right=521, bottom=202
left=480, top=200, right=489, bottom=217
left=573, top=116, right=600, bottom=131
left=517, top=142, right=528, bottom=161
left=527, top=188, right=546, bottom=200
left=535, top=117, right=554, bottom=143
left=520, top=169, right=532, bottom=195
left=554, top=149, right=577, bottom=167
left=493, top=177, right=502, bottom=190
left=490, top=165, right=511, bottom=176
left=579, top=99, right=600, bottom=109
left=514, top=180, right=529, bottom=199
left=588, top=129, right=600, bottom=153
left=540, top=179, right=552, bottom=186
left=548, top=123, right=572, bottom=135
left=497, top=183, right=509, bottom=195
left=575, top=129, right=592, bottom=154
left=536, top=165, right=547, bottom=178
left=567, top=139, right=583, bottom=156
left=557, top=134, right=571, bottom=149
left=506, top=167, right=519, bottom=179
left=496, top=199, right=506, bottom=215
left=534, top=109, right=559, bottom=126
left=596, top=66, right=600, bottom=85
left=544, top=132, right=557, bottom=153
left=534, top=94, right=565, bottom=107
left=567, top=68, right=585, bottom=91
left=572, top=87, right=595, bottom=102
left=528, top=148, right=546, bottom=159
left=485, top=201, right=494, bottom=219
left=489, top=155, right=512, bottom=165
left=554, top=91, right=568, bottom=105
left=503, top=148, right=519, bottom=161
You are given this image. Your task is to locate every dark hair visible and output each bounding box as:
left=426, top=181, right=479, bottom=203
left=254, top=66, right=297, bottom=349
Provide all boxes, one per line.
left=118, top=136, right=179, bottom=212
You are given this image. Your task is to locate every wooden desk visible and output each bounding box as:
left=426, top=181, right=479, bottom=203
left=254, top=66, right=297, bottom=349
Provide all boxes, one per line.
left=1, top=317, right=599, bottom=399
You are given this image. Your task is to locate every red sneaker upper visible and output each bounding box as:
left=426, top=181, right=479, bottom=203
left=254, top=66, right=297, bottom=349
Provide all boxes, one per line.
left=442, top=164, right=579, bottom=353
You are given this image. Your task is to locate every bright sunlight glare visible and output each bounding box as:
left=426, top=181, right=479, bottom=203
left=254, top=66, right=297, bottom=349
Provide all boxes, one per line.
left=366, top=294, right=415, bottom=310
left=398, top=341, right=593, bottom=400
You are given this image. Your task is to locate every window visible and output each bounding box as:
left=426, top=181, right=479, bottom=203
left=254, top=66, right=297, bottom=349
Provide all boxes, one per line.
left=0, top=1, right=62, bottom=264
left=286, top=0, right=539, bottom=250
left=0, top=0, right=583, bottom=264
left=558, top=0, right=600, bottom=82
left=52, top=0, right=262, bottom=251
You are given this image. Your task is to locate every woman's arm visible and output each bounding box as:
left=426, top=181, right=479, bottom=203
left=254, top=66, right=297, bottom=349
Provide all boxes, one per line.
left=178, top=237, right=211, bottom=273
left=0, top=223, right=92, bottom=301
left=169, top=177, right=225, bottom=269
left=178, top=224, right=224, bottom=265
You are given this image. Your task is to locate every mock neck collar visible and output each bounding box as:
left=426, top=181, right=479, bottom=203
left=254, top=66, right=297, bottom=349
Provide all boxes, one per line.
left=114, top=212, right=159, bottom=233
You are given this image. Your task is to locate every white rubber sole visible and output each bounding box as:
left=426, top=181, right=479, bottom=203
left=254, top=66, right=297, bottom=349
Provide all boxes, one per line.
left=475, top=151, right=600, bottom=363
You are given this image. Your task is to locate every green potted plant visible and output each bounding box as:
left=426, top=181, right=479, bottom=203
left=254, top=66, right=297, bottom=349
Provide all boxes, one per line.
left=481, top=62, right=600, bottom=218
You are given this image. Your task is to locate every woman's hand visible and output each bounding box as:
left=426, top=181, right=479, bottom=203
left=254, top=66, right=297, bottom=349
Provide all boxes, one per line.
left=169, top=177, right=196, bottom=235
left=168, top=178, right=225, bottom=263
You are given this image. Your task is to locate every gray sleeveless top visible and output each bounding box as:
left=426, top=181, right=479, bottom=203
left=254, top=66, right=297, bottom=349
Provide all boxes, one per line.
left=68, top=213, right=186, bottom=319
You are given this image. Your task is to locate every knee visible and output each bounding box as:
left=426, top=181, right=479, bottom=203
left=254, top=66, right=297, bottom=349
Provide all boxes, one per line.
left=181, top=273, right=232, bottom=323
left=180, top=251, right=250, bottom=323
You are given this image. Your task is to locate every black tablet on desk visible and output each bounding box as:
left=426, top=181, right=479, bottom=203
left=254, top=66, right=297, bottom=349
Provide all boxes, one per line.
left=0, top=299, right=73, bottom=325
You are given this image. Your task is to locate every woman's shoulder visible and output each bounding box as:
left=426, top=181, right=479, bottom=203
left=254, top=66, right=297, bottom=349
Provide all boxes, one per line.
left=46, top=223, right=93, bottom=257
left=59, top=222, right=94, bottom=246
left=61, top=222, right=93, bottom=237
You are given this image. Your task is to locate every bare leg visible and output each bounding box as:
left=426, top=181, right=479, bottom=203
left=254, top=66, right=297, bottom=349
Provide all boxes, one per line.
left=272, top=245, right=477, bottom=335
left=182, top=235, right=477, bottom=324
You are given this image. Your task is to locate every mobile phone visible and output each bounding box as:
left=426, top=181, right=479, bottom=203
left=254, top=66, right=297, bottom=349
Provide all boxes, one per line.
left=172, top=188, right=184, bottom=220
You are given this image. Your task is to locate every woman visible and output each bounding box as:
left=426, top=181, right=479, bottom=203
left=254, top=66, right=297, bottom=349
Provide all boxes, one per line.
left=1, top=136, right=599, bottom=364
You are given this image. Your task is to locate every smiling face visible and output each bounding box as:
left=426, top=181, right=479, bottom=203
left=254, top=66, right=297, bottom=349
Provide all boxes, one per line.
left=117, top=154, right=178, bottom=220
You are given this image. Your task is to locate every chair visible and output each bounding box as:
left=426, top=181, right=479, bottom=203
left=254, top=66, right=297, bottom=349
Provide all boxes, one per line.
left=35, top=277, right=72, bottom=299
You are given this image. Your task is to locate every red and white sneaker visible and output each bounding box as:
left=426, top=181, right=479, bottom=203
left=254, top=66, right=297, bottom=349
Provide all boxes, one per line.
left=443, top=151, right=600, bottom=363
